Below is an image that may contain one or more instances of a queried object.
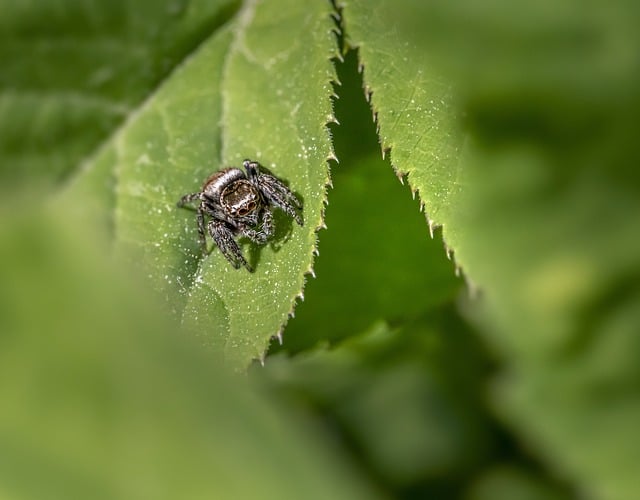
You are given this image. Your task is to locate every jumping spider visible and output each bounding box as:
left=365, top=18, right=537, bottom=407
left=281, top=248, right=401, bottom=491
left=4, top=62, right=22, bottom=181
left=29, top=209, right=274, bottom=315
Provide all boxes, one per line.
left=178, top=160, right=303, bottom=271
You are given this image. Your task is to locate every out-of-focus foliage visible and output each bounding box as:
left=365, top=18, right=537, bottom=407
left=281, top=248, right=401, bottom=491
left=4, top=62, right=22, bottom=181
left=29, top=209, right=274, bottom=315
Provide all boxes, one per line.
left=0, top=200, right=378, bottom=500
left=2, top=0, right=639, bottom=499
left=263, top=317, right=493, bottom=489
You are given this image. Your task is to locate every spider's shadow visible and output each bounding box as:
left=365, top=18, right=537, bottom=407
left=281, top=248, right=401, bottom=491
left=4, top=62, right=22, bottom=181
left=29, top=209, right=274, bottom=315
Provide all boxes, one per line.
left=245, top=205, right=302, bottom=270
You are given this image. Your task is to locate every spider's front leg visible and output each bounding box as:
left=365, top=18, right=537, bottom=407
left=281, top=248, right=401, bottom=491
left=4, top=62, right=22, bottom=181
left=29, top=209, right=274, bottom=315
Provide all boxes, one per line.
left=177, top=194, right=208, bottom=255
left=177, top=192, right=201, bottom=208
left=208, top=219, right=252, bottom=271
left=243, top=160, right=303, bottom=226
left=195, top=206, right=207, bottom=254
left=239, top=209, right=273, bottom=244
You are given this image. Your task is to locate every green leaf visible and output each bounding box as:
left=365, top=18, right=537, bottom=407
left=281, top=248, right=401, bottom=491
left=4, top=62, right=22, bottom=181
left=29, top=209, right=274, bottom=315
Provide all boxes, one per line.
left=342, top=1, right=640, bottom=498
left=0, top=0, right=240, bottom=188
left=62, top=0, right=339, bottom=369
left=340, top=0, right=464, bottom=239
left=0, top=200, right=379, bottom=500
left=183, top=0, right=338, bottom=366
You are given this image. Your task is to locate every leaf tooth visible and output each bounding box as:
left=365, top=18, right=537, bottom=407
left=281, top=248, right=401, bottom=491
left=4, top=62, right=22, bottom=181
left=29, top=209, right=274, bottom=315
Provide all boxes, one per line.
left=297, top=290, right=306, bottom=301
left=357, top=62, right=365, bottom=74
left=381, top=146, right=390, bottom=160
left=419, top=200, right=425, bottom=212
left=309, top=268, right=317, bottom=279
left=428, top=218, right=435, bottom=238
left=327, top=114, right=340, bottom=125
left=445, top=245, right=453, bottom=260
left=326, top=151, right=338, bottom=164
left=365, top=87, right=373, bottom=102
left=312, top=248, right=319, bottom=257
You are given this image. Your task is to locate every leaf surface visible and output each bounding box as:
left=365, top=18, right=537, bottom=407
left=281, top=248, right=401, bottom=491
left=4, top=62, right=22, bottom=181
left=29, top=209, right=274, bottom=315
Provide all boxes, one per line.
left=63, top=0, right=338, bottom=368
left=182, top=0, right=338, bottom=366
left=340, top=0, right=464, bottom=238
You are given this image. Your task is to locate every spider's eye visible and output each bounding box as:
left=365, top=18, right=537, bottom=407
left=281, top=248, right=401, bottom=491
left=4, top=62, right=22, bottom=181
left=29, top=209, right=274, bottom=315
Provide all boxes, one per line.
left=237, top=201, right=257, bottom=217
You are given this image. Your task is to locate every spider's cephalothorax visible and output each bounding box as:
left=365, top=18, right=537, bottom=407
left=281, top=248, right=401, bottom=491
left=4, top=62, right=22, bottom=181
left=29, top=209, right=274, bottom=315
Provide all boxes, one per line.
left=178, top=160, right=303, bottom=271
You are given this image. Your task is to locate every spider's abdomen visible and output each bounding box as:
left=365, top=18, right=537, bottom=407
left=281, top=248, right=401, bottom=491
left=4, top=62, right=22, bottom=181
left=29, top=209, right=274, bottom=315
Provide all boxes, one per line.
left=202, top=168, right=245, bottom=201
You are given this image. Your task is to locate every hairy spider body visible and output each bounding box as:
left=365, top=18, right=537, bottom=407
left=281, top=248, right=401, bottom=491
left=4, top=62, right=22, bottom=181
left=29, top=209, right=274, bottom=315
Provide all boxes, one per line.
left=178, top=160, right=303, bottom=271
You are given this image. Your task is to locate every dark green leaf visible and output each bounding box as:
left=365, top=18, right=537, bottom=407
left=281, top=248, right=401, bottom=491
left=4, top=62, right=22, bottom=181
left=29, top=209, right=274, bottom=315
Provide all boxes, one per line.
left=0, top=0, right=239, bottom=187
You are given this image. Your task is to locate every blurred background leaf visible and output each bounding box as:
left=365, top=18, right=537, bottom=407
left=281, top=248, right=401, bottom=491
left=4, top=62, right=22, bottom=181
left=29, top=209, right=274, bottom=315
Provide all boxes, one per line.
left=263, top=316, right=493, bottom=497
left=0, top=199, right=378, bottom=500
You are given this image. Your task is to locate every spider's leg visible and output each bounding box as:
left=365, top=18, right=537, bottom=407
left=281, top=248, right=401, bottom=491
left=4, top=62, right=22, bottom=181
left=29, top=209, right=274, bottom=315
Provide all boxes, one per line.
left=243, top=160, right=261, bottom=182
left=208, top=219, right=252, bottom=272
left=177, top=192, right=201, bottom=208
left=243, top=160, right=303, bottom=225
left=196, top=206, right=207, bottom=253
left=260, top=209, right=274, bottom=239
left=261, top=175, right=303, bottom=210
left=239, top=210, right=273, bottom=244
left=258, top=176, right=303, bottom=226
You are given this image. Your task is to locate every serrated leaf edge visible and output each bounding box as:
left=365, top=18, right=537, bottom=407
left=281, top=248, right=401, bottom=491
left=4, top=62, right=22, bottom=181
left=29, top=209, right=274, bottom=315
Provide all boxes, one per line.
left=335, top=1, right=478, bottom=298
